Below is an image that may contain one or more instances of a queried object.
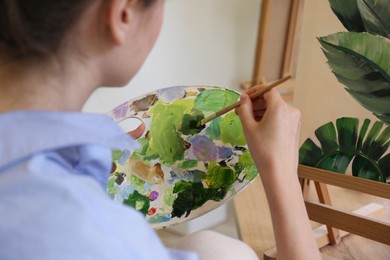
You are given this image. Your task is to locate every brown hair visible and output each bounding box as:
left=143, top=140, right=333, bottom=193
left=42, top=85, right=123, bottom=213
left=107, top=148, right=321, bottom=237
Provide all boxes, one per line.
left=0, top=0, right=156, bottom=59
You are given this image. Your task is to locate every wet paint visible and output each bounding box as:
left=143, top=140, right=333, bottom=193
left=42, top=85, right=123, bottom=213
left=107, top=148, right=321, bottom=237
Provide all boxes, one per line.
left=147, top=99, right=194, bottom=166
left=194, top=89, right=240, bottom=113
left=220, top=112, right=246, bottom=146
left=130, top=94, right=157, bottom=112
left=179, top=109, right=205, bottom=135
left=205, top=117, right=222, bottom=140
left=124, top=190, right=150, bottom=216
left=190, top=135, right=219, bottom=162
left=126, top=156, right=164, bottom=184
left=171, top=181, right=227, bottom=218
left=108, top=86, right=259, bottom=229
left=205, top=162, right=237, bottom=189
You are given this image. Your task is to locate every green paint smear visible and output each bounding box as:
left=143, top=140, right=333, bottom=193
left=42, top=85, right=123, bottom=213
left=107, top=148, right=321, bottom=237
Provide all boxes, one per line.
left=171, top=181, right=227, bottom=218
left=220, top=112, right=246, bottom=146
left=163, top=187, right=175, bottom=208
left=205, top=162, right=237, bottom=189
left=107, top=177, right=116, bottom=195
left=123, top=190, right=150, bottom=216
left=112, top=150, right=123, bottom=161
left=147, top=99, right=194, bottom=166
left=179, top=160, right=199, bottom=169
left=192, top=170, right=206, bottom=182
left=194, top=89, right=240, bottom=113
left=130, top=174, right=146, bottom=193
left=236, top=149, right=258, bottom=181
left=205, top=117, right=222, bottom=140
left=180, top=109, right=205, bottom=135
left=132, top=138, right=158, bottom=161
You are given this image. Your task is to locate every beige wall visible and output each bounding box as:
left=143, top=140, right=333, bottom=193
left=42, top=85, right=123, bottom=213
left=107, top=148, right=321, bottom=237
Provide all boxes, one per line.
left=293, top=0, right=378, bottom=144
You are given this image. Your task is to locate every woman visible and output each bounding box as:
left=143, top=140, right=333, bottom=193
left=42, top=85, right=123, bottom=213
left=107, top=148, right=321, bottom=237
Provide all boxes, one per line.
left=0, top=0, right=320, bottom=259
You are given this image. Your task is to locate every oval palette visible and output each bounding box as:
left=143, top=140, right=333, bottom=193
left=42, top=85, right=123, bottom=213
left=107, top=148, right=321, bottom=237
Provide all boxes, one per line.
left=107, top=85, right=258, bottom=229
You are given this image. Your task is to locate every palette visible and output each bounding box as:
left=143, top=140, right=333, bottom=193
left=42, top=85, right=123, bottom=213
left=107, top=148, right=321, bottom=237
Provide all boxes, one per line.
left=107, top=85, right=258, bottom=229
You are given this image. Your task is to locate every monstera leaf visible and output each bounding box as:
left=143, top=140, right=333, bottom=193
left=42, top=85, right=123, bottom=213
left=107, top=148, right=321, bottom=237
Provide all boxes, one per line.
left=299, top=117, right=390, bottom=183
left=319, top=32, right=390, bottom=124
left=328, top=0, right=365, bottom=32
left=356, top=0, right=390, bottom=38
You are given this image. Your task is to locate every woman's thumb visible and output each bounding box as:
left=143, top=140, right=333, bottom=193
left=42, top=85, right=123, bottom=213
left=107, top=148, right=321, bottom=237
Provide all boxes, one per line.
left=237, top=94, right=255, bottom=128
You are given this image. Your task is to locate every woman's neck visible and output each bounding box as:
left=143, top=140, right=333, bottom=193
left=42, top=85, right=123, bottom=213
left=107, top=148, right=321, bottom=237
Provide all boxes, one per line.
left=0, top=57, right=101, bottom=113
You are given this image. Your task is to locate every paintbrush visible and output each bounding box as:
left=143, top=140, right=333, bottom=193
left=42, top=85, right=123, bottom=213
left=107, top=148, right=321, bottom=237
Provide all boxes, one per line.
left=199, top=75, right=292, bottom=126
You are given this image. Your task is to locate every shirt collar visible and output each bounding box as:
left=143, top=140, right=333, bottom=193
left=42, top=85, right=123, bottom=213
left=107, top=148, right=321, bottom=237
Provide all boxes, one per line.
left=0, top=110, right=139, bottom=170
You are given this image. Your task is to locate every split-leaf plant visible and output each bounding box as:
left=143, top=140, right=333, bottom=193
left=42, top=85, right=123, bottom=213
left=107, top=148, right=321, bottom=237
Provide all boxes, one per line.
left=300, top=117, right=390, bottom=183
left=319, top=0, right=390, bottom=124
left=299, top=0, right=390, bottom=183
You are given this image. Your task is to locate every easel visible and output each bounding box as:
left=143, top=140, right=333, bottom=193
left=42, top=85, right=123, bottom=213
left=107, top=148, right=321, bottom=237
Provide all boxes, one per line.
left=263, top=165, right=390, bottom=259
left=235, top=1, right=390, bottom=256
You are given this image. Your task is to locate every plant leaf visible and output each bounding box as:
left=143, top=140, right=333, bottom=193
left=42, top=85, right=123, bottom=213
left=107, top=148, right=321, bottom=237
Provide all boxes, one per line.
left=319, top=32, right=390, bottom=124
left=378, top=153, right=390, bottom=183
left=336, top=117, right=358, bottom=154
left=357, top=119, right=371, bottom=151
left=315, top=122, right=339, bottom=155
left=317, top=153, right=354, bottom=173
left=357, top=0, right=390, bottom=38
left=352, top=154, right=382, bottom=181
left=299, top=117, right=390, bottom=183
left=299, top=138, right=323, bottom=166
left=328, top=0, right=366, bottom=32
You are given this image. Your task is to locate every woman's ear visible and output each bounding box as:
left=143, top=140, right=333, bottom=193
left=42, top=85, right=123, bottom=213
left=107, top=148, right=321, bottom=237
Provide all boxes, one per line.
left=106, top=0, right=134, bottom=45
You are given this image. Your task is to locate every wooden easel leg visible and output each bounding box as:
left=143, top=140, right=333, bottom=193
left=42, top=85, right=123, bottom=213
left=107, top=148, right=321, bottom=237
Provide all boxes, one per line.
left=299, top=178, right=311, bottom=200
left=314, top=181, right=341, bottom=245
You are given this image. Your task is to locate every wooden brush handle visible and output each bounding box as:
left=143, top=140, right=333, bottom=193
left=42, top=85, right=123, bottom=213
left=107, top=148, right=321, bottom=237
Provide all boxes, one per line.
left=201, top=75, right=291, bottom=125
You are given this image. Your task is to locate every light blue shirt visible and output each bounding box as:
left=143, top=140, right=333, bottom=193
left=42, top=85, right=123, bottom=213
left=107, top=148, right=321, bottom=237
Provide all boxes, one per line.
left=0, top=111, right=197, bottom=260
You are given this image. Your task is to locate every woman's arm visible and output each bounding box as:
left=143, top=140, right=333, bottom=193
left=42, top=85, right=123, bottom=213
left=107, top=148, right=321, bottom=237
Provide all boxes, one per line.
left=236, top=88, right=321, bottom=260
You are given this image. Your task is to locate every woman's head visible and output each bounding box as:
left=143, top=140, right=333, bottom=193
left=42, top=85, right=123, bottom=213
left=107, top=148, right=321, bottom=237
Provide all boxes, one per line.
left=0, top=0, right=163, bottom=86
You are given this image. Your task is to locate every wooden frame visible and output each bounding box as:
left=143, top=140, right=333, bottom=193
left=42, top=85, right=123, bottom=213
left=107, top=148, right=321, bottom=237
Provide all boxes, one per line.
left=299, top=165, right=390, bottom=245
left=241, top=0, right=304, bottom=91
left=234, top=165, right=390, bottom=259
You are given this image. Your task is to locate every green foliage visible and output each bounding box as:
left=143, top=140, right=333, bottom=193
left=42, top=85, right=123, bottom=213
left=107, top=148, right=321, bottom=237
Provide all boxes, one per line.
left=299, top=117, right=390, bottom=183
left=171, top=181, right=227, bottom=218
left=328, top=0, right=365, bottom=32
left=123, top=190, right=151, bottom=216
left=319, top=32, right=390, bottom=124
left=323, top=0, right=390, bottom=125
left=356, top=0, right=390, bottom=38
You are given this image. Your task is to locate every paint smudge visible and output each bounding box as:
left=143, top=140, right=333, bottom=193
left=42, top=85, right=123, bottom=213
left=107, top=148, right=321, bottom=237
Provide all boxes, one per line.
left=131, top=94, right=157, bottom=112
left=220, top=112, right=246, bottom=146
left=147, top=99, right=194, bottom=166
left=108, top=86, right=258, bottom=228
left=157, top=86, right=186, bottom=103
left=236, top=149, right=258, bottom=181
left=179, top=109, right=205, bottom=135
left=124, top=190, right=150, bottom=216
left=205, top=117, right=222, bottom=140
left=171, top=181, right=227, bottom=218
left=126, top=157, right=164, bottom=184
left=190, top=135, right=219, bottom=162
left=112, top=101, right=131, bottom=119
left=148, top=191, right=159, bottom=201
left=205, top=162, right=237, bottom=189
left=218, top=146, right=233, bottom=160
left=194, top=89, right=240, bottom=114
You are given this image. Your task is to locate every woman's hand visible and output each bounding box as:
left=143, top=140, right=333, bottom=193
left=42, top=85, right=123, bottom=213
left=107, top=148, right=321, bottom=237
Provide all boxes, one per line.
left=236, top=87, right=321, bottom=260
left=235, top=87, right=301, bottom=179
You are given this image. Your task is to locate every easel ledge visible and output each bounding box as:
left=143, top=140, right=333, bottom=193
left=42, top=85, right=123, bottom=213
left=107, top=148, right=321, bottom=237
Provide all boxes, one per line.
left=264, top=165, right=390, bottom=259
